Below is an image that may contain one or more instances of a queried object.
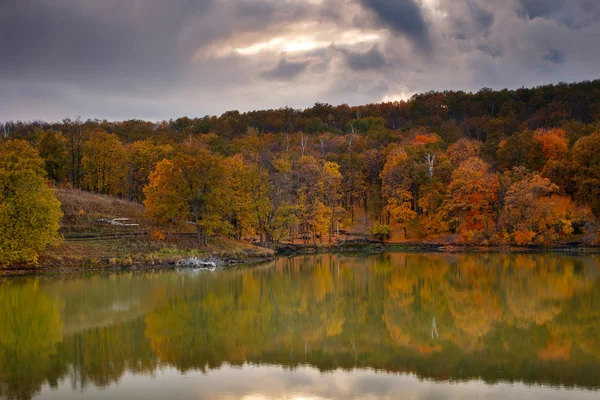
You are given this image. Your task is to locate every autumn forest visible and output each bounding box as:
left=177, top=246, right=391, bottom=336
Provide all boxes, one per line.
left=2, top=80, right=600, bottom=265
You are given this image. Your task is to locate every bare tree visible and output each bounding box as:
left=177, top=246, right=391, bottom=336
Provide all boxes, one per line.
left=348, top=122, right=355, bottom=156
left=285, top=132, right=290, bottom=152
left=425, top=153, right=436, bottom=178
left=300, top=133, right=308, bottom=157
left=319, top=136, right=325, bottom=156
left=431, top=316, right=439, bottom=339
left=2, top=122, right=11, bottom=139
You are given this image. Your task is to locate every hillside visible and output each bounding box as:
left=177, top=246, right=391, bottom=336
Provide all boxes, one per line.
left=38, top=189, right=274, bottom=270
left=2, top=80, right=600, bottom=263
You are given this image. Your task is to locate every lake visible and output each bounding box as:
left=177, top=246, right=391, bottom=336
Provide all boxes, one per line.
left=1, top=253, right=599, bottom=399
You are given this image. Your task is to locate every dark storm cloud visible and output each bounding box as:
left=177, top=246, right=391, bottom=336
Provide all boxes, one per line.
left=341, top=46, right=388, bottom=71
left=261, top=58, right=309, bottom=81
left=359, top=0, right=432, bottom=52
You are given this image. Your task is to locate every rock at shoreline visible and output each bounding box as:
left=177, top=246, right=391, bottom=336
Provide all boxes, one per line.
left=175, top=257, right=224, bottom=271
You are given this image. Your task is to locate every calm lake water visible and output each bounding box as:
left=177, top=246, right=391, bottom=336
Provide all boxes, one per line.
left=1, top=253, right=600, bottom=399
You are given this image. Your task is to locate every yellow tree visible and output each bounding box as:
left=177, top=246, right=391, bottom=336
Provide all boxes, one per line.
left=143, top=149, right=231, bottom=245
left=82, top=131, right=126, bottom=196
left=268, top=156, right=299, bottom=242
left=296, top=157, right=344, bottom=244
left=384, top=189, right=417, bottom=238
left=381, top=147, right=419, bottom=236
left=125, top=140, right=173, bottom=201
left=310, top=200, right=333, bottom=243
left=296, top=156, right=323, bottom=244
left=223, top=154, right=273, bottom=242
left=0, top=140, right=63, bottom=266
left=322, top=161, right=344, bottom=242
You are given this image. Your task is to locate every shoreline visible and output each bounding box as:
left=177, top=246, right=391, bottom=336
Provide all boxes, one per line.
left=2, top=241, right=599, bottom=276
left=275, top=240, right=600, bottom=254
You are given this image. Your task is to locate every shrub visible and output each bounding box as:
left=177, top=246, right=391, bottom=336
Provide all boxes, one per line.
left=371, top=223, right=392, bottom=242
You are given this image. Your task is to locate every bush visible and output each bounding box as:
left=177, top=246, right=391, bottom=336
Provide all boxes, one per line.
left=371, top=223, right=392, bottom=242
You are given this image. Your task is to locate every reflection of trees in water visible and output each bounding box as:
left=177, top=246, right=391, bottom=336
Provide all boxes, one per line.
left=1, top=253, right=600, bottom=399
left=141, top=254, right=600, bottom=384
left=0, top=281, right=62, bottom=400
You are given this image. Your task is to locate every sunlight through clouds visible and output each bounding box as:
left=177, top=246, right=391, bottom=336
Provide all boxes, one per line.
left=381, top=92, right=415, bottom=102
left=236, top=31, right=381, bottom=55
left=196, top=27, right=383, bottom=59
left=2, top=0, right=600, bottom=120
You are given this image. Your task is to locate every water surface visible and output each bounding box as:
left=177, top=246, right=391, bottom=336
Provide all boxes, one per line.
left=1, top=253, right=599, bottom=399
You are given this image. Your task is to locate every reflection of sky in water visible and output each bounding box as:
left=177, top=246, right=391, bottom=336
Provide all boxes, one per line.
left=37, top=365, right=599, bottom=400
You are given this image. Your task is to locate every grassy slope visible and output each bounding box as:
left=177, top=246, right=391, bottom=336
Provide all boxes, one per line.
left=38, top=189, right=273, bottom=269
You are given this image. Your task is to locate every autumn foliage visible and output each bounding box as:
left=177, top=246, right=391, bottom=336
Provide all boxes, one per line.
left=2, top=81, right=600, bottom=249
left=444, top=157, right=499, bottom=242
left=0, top=140, right=63, bottom=266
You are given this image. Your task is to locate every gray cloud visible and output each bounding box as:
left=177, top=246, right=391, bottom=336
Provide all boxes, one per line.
left=261, top=58, right=310, bottom=81
left=543, top=49, right=565, bottom=64
left=341, top=46, right=388, bottom=71
left=466, top=0, right=494, bottom=32
left=519, top=0, right=600, bottom=28
left=477, top=44, right=503, bottom=58
left=519, top=0, right=563, bottom=19
left=0, top=0, right=215, bottom=90
left=359, top=0, right=432, bottom=53
left=1, top=0, right=600, bottom=121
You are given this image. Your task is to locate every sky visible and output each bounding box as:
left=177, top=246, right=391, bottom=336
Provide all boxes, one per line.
left=1, top=0, right=600, bottom=122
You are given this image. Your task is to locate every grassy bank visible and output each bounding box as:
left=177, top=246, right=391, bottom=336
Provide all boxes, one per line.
left=8, top=188, right=596, bottom=275
left=31, top=189, right=273, bottom=272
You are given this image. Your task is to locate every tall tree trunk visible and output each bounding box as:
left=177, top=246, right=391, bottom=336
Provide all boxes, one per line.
left=196, top=225, right=203, bottom=245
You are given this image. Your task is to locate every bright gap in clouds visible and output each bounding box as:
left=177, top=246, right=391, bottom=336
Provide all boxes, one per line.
left=419, top=0, right=448, bottom=18
left=234, top=30, right=382, bottom=56
left=381, top=92, right=416, bottom=102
